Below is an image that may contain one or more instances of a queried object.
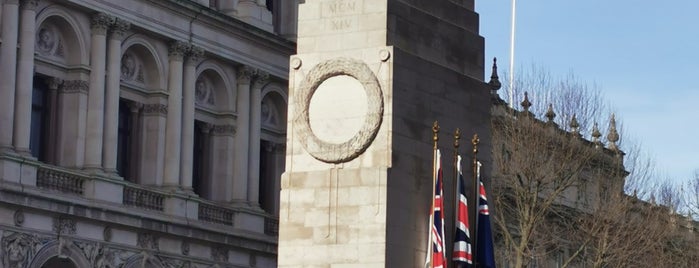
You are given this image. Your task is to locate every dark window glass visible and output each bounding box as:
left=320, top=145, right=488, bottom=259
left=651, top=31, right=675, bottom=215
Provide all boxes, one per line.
left=117, top=99, right=132, bottom=180
left=30, top=78, right=49, bottom=161
left=192, top=121, right=205, bottom=196
left=259, top=141, right=271, bottom=212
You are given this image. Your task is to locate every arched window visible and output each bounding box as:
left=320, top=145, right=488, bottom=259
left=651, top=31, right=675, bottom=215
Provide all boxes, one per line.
left=30, top=76, right=58, bottom=164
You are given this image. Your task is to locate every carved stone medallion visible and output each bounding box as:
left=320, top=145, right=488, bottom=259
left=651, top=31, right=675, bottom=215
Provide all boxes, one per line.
left=294, top=57, right=384, bottom=163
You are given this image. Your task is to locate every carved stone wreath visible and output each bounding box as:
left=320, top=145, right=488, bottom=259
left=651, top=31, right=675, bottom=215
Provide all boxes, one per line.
left=294, top=57, right=383, bottom=163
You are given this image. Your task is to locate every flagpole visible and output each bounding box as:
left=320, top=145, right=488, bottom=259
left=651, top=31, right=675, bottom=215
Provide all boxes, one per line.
left=508, top=0, right=517, bottom=108
left=451, top=128, right=460, bottom=267
left=428, top=121, right=440, bottom=267
left=471, top=134, right=480, bottom=267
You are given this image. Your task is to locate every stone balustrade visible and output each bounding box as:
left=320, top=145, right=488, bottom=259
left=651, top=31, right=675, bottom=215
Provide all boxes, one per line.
left=0, top=156, right=273, bottom=235
left=123, top=185, right=165, bottom=211
left=36, top=165, right=86, bottom=195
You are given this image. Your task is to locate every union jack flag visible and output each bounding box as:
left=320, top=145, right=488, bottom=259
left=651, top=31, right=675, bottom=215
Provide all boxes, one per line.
left=430, top=150, right=447, bottom=268
left=453, top=155, right=473, bottom=267
left=476, top=161, right=497, bottom=268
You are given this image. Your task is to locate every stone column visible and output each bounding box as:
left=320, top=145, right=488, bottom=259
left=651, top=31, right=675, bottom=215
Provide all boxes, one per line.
left=210, top=124, right=235, bottom=202
left=180, top=45, right=203, bottom=192
left=12, top=0, right=39, bottom=155
left=0, top=0, right=20, bottom=151
left=162, top=41, right=187, bottom=189
left=103, top=18, right=130, bottom=174
left=232, top=66, right=254, bottom=203
left=46, top=77, right=63, bottom=163
left=247, top=70, right=268, bottom=206
left=56, top=80, right=89, bottom=168
left=84, top=13, right=113, bottom=171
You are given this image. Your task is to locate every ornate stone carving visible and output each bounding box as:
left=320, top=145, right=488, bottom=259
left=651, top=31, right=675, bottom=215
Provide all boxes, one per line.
left=91, top=13, right=114, bottom=35
left=160, top=257, right=192, bottom=268
left=61, top=80, right=89, bottom=94
left=187, top=45, right=205, bottom=65
left=294, top=57, right=384, bottom=163
left=13, top=210, right=24, bottom=227
left=137, top=233, right=159, bottom=250
left=1, top=232, right=39, bottom=268
left=143, top=104, right=168, bottom=116
left=110, top=18, right=131, bottom=40
left=212, top=124, right=235, bottom=136
left=76, top=241, right=123, bottom=268
left=36, top=25, right=58, bottom=56
left=19, top=0, right=39, bottom=10
left=121, top=51, right=141, bottom=82
left=53, top=217, right=77, bottom=235
left=195, top=77, right=214, bottom=106
left=237, top=65, right=255, bottom=83
left=168, top=41, right=188, bottom=61
left=211, top=246, right=228, bottom=262
left=103, top=226, right=113, bottom=242
left=48, top=77, right=64, bottom=90
left=261, top=97, right=279, bottom=128
left=253, top=69, right=270, bottom=89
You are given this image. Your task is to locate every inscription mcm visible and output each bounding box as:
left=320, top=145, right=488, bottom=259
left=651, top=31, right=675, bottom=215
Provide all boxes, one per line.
left=326, top=0, right=359, bottom=31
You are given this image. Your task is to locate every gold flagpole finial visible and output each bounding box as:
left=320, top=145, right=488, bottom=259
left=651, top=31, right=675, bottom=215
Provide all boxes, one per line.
left=454, top=128, right=461, bottom=150
left=432, top=121, right=440, bottom=149
left=472, top=133, right=479, bottom=156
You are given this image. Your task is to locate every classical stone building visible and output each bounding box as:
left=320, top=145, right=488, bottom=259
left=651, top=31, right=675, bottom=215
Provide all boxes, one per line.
left=0, top=0, right=300, bottom=267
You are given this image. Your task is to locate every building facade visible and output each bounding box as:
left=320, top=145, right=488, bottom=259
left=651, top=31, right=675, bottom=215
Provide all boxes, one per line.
left=0, top=0, right=299, bottom=267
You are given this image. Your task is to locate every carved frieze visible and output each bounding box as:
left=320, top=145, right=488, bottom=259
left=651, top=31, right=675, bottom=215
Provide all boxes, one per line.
left=60, top=80, right=89, bottom=94
left=0, top=232, right=40, bottom=268
left=143, top=104, right=168, bottom=116
left=53, top=217, right=77, bottom=235
left=137, top=232, right=159, bottom=250
left=212, top=124, right=235, bottom=136
left=211, top=246, right=228, bottom=262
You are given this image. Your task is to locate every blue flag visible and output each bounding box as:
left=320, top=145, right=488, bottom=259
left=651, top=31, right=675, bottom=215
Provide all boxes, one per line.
left=476, top=162, right=496, bottom=268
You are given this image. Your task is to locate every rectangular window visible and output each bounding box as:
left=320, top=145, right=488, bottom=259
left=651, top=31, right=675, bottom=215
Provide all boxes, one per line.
left=117, top=99, right=133, bottom=180
left=30, top=77, right=51, bottom=162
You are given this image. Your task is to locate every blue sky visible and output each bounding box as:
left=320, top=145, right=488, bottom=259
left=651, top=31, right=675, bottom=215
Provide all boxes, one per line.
left=476, top=1, right=699, bottom=184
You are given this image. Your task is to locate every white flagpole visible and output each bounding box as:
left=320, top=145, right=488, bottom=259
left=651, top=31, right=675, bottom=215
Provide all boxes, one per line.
left=509, top=0, right=517, bottom=108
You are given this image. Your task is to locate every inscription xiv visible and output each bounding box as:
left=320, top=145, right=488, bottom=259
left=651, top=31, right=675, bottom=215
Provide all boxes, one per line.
left=322, top=0, right=361, bottom=31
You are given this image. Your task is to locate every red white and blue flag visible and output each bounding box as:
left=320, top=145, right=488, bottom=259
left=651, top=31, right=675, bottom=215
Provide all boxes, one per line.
left=429, top=150, right=447, bottom=268
left=453, top=155, right=473, bottom=267
left=476, top=161, right=497, bottom=268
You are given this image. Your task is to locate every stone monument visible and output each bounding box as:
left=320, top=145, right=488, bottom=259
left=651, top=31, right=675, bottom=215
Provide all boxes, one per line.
left=279, top=0, right=491, bottom=266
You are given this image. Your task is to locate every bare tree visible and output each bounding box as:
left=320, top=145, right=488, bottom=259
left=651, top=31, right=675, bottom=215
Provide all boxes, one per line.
left=488, top=65, right=692, bottom=268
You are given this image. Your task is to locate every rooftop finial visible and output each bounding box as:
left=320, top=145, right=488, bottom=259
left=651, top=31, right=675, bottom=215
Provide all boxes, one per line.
left=488, top=57, right=502, bottom=93
left=591, top=122, right=602, bottom=148
left=569, top=114, right=581, bottom=137
left=607, top=114, right=620, bottom=151
left=545, top=103, right=556, bottom=123
left=521, top=92, right=532, bottom=114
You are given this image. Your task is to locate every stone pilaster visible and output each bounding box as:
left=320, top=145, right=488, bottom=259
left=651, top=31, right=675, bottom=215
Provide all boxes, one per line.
left=180, top=45, right=204, bottom=192
left=210, top=124, right=235, bottom=202
left=247, top=70, right=269, bottom=207
left=232, top=65, right=254, bottom=203
left=57, top=80, right=89, bottom=168
left=162, top=40, right=187, bottom=189
left=0, top=0, right=20, bottom=152
left=84, top=13, right=113, bottom=171
left=103, top=18, right=131, bottom=175
left=11, top=0, right=39, bottom=155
